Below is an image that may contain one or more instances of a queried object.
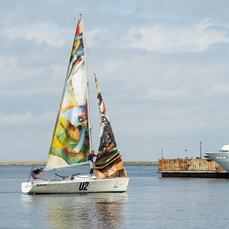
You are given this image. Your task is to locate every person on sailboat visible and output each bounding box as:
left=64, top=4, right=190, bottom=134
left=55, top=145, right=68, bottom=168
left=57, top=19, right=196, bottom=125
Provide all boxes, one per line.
left=31, top=168, right=44, bottom=181
left=88, top=150, right=97, bottom=176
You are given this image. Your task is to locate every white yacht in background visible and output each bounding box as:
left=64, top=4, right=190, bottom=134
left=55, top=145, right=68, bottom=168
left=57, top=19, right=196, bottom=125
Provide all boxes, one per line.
left=205, top=145, right=229, bottom=172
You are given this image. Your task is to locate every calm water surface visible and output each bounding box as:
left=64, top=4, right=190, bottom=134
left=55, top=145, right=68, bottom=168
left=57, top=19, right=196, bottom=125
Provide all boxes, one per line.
left=1, top=165, right=229, bottom=228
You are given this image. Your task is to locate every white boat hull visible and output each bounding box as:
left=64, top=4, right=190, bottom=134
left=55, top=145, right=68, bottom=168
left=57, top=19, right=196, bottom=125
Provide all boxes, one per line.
left=21, top=176, right=129, bottom=194
left=205, top=151, right=229, bottom=172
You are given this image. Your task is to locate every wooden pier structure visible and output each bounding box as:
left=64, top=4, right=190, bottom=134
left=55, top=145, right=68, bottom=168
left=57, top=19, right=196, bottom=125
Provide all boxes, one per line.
left=157, top=158, right=229, bottom=178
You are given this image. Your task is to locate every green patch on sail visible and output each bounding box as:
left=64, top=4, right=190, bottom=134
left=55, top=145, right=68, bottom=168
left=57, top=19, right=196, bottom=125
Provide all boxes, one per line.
left=57, top=130, right=78, bottom=149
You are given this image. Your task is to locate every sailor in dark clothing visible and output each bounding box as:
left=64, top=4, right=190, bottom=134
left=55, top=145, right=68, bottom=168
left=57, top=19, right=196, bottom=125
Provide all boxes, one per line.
left=88, top=150, right=97, bottom=176
left=31, top=168, right=44, bottom=181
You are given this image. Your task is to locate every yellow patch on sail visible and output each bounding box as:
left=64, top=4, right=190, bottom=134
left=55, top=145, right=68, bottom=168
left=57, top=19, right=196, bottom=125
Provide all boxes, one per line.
left=61, top=88, right=78, bottom=113
left=59, top=118, right=81, bottom=142
left=71, top=39, right=80, bottom=56
left=51, top=136, right=64, bottom=149
left=107, top=142, right=115, bottom=150
left=61, top=101, right=78, bottom=114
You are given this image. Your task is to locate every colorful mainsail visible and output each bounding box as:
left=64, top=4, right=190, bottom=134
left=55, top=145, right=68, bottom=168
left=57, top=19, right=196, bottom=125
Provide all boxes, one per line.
left=94, top=74, right=127, bottom=178
left=46, top=17, right=89, bottom=168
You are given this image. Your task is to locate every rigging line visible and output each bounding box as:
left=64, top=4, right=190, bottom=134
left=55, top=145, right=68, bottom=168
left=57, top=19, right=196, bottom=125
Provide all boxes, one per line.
left=34, top=40, right=67, bottom=161
left=33, top=39, right=69, bottom=165
left=37, top=21, right=78, bottom=157
left=85, top=39, right=96, bottom=73
left=35, top=50, right=68, bottom=159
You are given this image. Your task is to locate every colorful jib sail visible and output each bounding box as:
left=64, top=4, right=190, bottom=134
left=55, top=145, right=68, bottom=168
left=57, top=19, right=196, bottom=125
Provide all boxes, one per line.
left=94, top=74, right=127, bottom=178
left=46, top=17, right=89, bottom=168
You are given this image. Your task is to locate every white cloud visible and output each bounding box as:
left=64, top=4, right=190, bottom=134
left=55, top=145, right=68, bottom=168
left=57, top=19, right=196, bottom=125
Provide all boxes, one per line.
left=1, top=21, right=71, bottom=47
left=115, top=87, right=190, bottom=102
left=202, top=84, right=229, bottom=97
left=0, top=111, right=55, bottom=127
left=0, top=55, right=67, bottom=86
left=147, top=87, right=189, bottom=100
left=0, top=57, right=19, bottom=69
left=2, top=1, right=229, bottom=161
left=86, top=28, right=110, bottom=47
left=119, top=19, right=229, bottom=53
left=0, top=87, right=61, bottom=98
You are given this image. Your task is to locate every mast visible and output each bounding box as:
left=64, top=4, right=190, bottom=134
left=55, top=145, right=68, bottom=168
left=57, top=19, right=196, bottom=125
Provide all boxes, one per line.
left=81, top=14, right=92, bottom=153
left=46, top=16, right=91, bottom=168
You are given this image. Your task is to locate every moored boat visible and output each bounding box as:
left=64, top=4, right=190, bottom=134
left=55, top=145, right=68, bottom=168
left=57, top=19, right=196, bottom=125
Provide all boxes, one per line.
left=205, top=145, right=229, bottom=172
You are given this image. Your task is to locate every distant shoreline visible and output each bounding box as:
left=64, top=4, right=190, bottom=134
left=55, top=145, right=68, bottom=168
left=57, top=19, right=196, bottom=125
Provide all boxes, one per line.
left=0, top=161, right=158, bottom=165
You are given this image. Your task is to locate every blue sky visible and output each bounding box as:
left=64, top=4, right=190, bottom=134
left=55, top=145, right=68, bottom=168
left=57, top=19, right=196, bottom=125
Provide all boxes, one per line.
left=1, top=0, right=229, bottom=162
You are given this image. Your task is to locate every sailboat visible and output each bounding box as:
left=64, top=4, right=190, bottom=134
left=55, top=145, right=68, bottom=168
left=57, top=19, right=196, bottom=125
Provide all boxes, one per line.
left=21, top=15, right=129, bottom=194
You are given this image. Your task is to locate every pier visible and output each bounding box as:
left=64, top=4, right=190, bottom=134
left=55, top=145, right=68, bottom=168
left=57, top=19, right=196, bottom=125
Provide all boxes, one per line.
left=157, top=158, right=229, bottom=178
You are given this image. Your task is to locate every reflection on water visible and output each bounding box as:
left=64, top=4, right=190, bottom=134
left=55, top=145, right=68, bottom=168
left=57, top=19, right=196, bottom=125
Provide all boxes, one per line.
left=21, top=193, right=128, bottom=228
left=5, top=165, right=229, bottom=228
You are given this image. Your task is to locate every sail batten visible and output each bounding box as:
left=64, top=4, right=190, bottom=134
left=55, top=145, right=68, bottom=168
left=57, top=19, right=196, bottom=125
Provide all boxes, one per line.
left=46, top=16, right=90, bottom=169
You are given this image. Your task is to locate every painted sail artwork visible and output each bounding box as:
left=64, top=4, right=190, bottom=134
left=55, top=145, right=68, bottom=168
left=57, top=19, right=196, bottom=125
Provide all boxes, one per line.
left=46, top=16, right=127, bottom=179
left=94, top=74, right=127, bottom=178
left=21, top=15, right=129, bottom=194
left=46, top=18, right=89, bottom=168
